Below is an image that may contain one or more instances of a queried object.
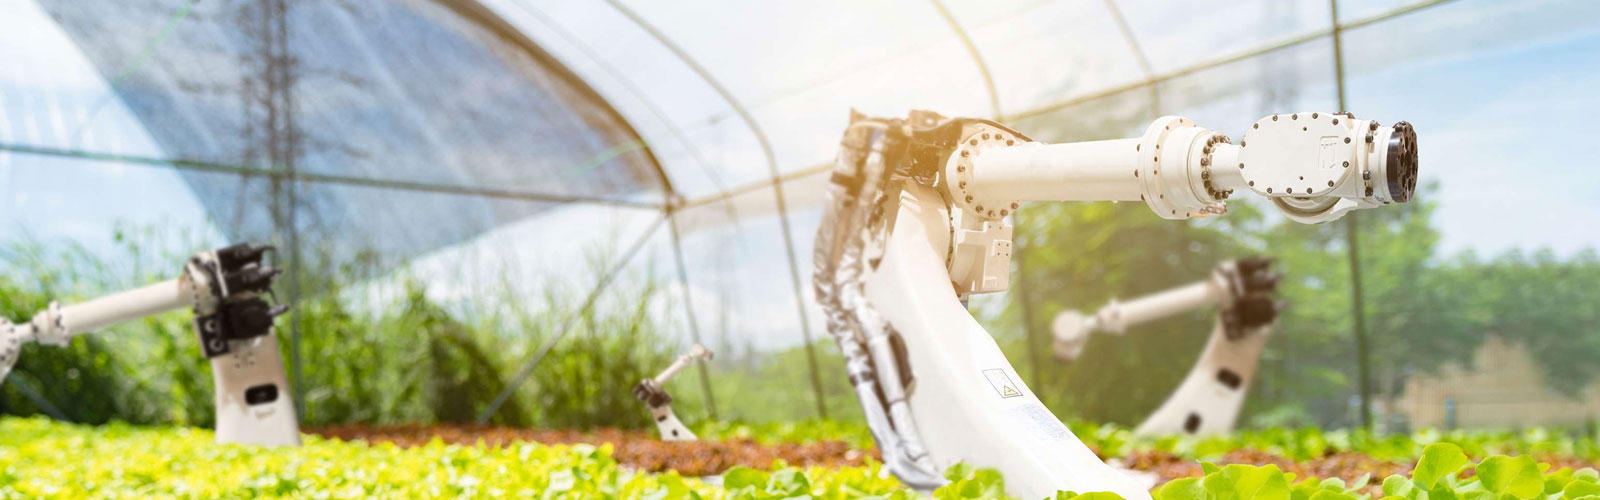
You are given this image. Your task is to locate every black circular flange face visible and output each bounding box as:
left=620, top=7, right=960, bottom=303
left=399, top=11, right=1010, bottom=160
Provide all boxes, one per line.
left=1386, top=121, right=1418, bottom=203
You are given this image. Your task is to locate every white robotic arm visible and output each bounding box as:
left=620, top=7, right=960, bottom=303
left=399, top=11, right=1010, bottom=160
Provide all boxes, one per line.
left=1052, top=258, right=1280, bottom=435
left=0, top=243, right=301, bottom=446
left=815, top=110, right=1416, bottom=498
left=633, top=343, right=712, bottom=441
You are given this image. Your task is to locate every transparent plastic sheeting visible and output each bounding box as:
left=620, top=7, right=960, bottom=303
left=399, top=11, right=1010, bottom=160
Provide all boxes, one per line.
left=5, top=0, right=1600, bottom=420
left=8, top=0, right=664, bottom=262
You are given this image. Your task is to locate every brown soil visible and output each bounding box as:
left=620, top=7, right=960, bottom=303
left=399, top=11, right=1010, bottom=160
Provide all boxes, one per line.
left=310, top=424, right=879, bottom=476
left=310, top=424, right=1597, bottom=486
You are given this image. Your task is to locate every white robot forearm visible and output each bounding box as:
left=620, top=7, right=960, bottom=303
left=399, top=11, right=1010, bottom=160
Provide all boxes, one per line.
left=955, top=114, right=1417, bottom=223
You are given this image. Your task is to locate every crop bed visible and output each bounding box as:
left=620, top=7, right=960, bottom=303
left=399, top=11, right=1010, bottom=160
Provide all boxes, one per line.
left=310, top=422, right=1600, bottom=489
left=4, top=417, right=1599, bottom=499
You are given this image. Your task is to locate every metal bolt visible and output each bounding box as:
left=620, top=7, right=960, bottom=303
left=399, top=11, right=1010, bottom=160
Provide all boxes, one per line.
left=976, top=205, right=984, bottom=211
left=1292, top=113, right=1298, bottom=120
left=1366, top=133, right=1374, bottom=144
left=959, top=181, right=967, bottom=188
left=982, top=133, right=991, bottom=140
left=1134, top=170, right=1139, bottom=177
left=958, top=166, right=965, bottom=172
left=1253, top=123, right=1259, bottom=129
left=1000, top=210, right=1009, bottom=216
left=1249, top=181, right=1255, bottom=186
left=1239, top=163, right=1245, bottom=169
left=1312, top=112, right=1319, bottom=119
left=989, top=211, right=996, bottom=217
left=969, top=139, right=978, bottom=146
left=1363, top=171, right=1371, bottom=180
left=1272, top=115, right=1278, bottom=121
left=1006, top=140, right=1014, bottom=146
left=1011, top=202, right=1019, bottom=209
left=960, top=150, right=969, bottom=157
left=966, top=195, right=974, bottom=202
left=1201, top=157, right=1210, bottom=166
left=1332, top=118, right=1340, bottom=125
left=1343, top=161, right=1349, bottom=168
left=1345, top=137, right=1352, bottom=144
left=1266, top=187, right=1272, bottom=193
left=1328, top=180, right=1335, bottom=187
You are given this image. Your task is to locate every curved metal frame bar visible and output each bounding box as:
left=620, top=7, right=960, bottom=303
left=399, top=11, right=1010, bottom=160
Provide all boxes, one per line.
left=602, top=0, right=831, bottom=418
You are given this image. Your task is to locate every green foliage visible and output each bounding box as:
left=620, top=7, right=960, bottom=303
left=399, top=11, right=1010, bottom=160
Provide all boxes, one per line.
left=1073, top=420, right=1600, bottom=463
left=1414, top=443, right=1470, bottom=490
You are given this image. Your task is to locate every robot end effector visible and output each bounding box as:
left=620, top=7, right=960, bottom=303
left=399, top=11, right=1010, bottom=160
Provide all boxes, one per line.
left=956, top=113, right=1418, bottom=224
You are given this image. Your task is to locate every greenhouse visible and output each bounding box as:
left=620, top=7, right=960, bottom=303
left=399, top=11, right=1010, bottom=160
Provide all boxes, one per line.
left=1, top=0, right=1598, bottom=498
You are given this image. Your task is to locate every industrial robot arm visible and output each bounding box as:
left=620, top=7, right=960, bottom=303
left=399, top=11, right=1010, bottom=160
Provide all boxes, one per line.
left=1052, top=258, right=1280, bottom=435
left=0, top=243, right=301, bottom=446
left=633, top=343, right=712, bottom=441
left=814, top=110, right=1416, bottom=498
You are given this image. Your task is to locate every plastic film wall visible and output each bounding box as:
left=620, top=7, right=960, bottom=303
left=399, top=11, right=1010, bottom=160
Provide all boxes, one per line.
left=3, top=0, right=1598, bottom=423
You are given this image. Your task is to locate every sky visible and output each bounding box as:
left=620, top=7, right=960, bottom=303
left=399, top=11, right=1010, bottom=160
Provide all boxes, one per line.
left=2, top=0, right=1598, bottom=349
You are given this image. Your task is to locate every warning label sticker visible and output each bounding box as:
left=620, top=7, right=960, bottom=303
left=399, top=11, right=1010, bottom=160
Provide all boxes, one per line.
left=982, top=369, right=1023, bottom=398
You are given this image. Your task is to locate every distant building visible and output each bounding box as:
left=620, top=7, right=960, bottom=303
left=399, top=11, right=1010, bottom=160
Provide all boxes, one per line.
left=1395, top=337, right=1599, bottom=429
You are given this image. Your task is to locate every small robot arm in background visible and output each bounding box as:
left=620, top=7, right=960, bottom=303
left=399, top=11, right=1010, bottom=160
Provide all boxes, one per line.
left=633, top=343, right=713, bottom=441
left=0, top=243, right=302, bottom=446
left=1052, top=257, right=1281, bottom=436
left=815, top=110, right=1416, bottom=499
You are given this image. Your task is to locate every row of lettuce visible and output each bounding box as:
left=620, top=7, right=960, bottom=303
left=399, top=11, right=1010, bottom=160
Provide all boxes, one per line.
left=5, top=417, right=1596, bottom=499
left=694, top=419, right=1600, bottom=462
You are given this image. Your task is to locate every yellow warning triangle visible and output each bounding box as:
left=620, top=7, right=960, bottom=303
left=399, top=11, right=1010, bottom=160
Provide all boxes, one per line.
left=1002, top=386, right=1021, bottom=397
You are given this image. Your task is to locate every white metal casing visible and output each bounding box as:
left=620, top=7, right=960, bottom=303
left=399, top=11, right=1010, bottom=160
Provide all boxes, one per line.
left=866, top=182, right=1153, bottom=500
left=650, top=404, right=698, bottom=441
left=1135, top=320, right=1271, bottom=436
left=210, top=329, right=301, bottom=447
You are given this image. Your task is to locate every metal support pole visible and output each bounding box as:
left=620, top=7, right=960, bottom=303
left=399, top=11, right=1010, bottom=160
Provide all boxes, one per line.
left=667, top=209, right=719, bottom=420
left=603, top=0, right=828, bottom=418
left=477, top=215, right=668, bottom=423
left=1330, top=0, right=1374, bottom=430
left=1013, top=211, right=1044, bottom=384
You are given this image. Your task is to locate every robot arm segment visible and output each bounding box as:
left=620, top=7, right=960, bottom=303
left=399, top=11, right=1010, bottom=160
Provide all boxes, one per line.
left=960, top=114, right=1418, bottom=223
left=1052, top=258, right=1281, bottom=361
left=0, top=243, right=300, bottom=446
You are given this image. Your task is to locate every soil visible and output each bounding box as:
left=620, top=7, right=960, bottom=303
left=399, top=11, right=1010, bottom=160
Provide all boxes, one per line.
left=310, top=424, right=878, bottom=477
left=309, top=424, right=1597, bottom=488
